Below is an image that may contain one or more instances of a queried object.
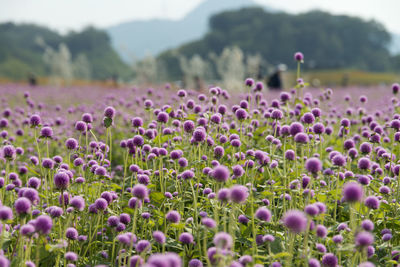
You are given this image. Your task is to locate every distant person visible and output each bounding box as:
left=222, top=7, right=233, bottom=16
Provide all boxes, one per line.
left=267, top=64, right=286, bottom=90
left=194, top=75, right=204, bottom=91
left=28, top=73, right=37, bottom=86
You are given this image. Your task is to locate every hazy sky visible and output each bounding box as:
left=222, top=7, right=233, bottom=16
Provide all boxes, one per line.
left=1, top=0, right=399, bottom=34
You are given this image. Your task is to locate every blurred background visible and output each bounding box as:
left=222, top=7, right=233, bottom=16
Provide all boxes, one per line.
left=0, top=0, right=399, bottom=89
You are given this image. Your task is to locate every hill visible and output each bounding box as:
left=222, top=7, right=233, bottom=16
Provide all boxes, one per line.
left=158, top=8, right=394, bottom=80
left=0, top=23, right=130, bottom=81
left=107, top=0, right=260, bottom=62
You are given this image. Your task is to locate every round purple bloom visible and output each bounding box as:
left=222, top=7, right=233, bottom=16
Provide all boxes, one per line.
left=132, top=184, right=148, bottom=199
left=355, top=231, right=374, bottom=247
left=229, top=185, right=248, bottom=204
left=66, top=227, right=78, bottom=240
left=294, top=52, right=304, bottom=61
left=305, top=157, right=322, bottom=173
left=342, top=181, right=363, bottom=202
left=95, top=198, right=108, bottom=211
left=153, top=231, right=166, bottom=244
left=309, top=258, right=320, bottom=267
left=166, top=210, right=180, bottom=223
left=361, top=219, right=374, bottom=231
left=255, top=207, right=271, bottom=222
left=136, top=240, right=151, bottom=252
left=179, top=232, right=194, bottom=244
left=104, top=106, right=116, bottom=119
left=157, top=112, right=169, bottom=123
left=15, top=197, right=31, bottom=214
left=35, top=215, right=53, bottom=235
left=189, top=259, right=203, bottom=267
left=65, top=251, right=78, bottom=262
left=70, top=196, right=85, bottom=211
left=282, top=210, right=307, bottom=233
left=321, top=253, right=337, bottom=267
left=53, top=172, right=70, bottom=190
left=65, top=138, right=78, bottom=150
left=294, top=133, right=309, bottom=143
left=235, top=108, right=248, bottom=120
left=202, top=217, right=216, bottom=228
left=211, top=165, right=230, bottom=182
left=0, top=206, right=13, bottom=221
left=213, top=232, right=233, bottom=249
left=29, top=114, right=41, bottom=127
left=364, top=196, right=379, bottom=209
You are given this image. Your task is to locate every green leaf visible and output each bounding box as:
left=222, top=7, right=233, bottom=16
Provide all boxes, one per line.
left=103, top=117, right=113, bottom=128
left=150, top=191, right=164, bottom=203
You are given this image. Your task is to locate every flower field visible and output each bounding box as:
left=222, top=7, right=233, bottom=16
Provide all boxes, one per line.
left=0, top=55, right=399, bottom=267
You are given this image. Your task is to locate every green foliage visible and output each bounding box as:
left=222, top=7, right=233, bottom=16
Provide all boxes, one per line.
left=160, top=8, right=395, bottom=80
left=0, top=23, right=130, bottom=81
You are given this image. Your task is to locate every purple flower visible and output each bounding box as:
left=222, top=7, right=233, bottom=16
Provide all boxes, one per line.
left=342, top=181, right=363, bottom=202
left=229, top=185, right=248, bottom=204
left=201, top=218, right=216, bottom=229
left=104, top=106, right=116, bottom=119
left=255, top=207, right=271, bottom=222
left=211, top=165, right=230, bottom=182
left=66, top=227, right=78, bottom=240
left=132, top=184, right=148, bottom=199
left=129, top=256, right=144, bottom=267
left=157, top=112, right=169, bottom=123
left=29, top=114, right=41, bottom=127
left=189, top=259, right=203, bottom=267
left=15, top=197, right=31, bottom=214
left=40, top=126, right=53, bottom=138
left=65, top=138, right=78, bottom=150
left=305, top=157, right=322, bottom=173
left=153, top=231, right=166, bottom=244
left=166, top=210, right=180, bottom=223
left=364, top=196, right=379, bottom=209
left=54, top=172, right=70, bottom=190
left=95, top=198, right=108, bottom=211
left=136, top=240, right=151, bottom=252
left=179, top=232, right=194, bottom=244
left=70, top=196, right=85, bottom=211
left=35, top=215, right=53, bottom=235
left=355, top=231, right=374, bottom=247
left=282, top=210, right=307, bottom=233
left=294, top=52, right=304, bottom=61
left=65, top=251, right=78, bottom=262
left=0, top=206, right=13, bottom=221
left=235, top=108, right=248, bottom=120
left=213, top=232, right=232, bottom=249
left=321, top=253, right=337, bottom=267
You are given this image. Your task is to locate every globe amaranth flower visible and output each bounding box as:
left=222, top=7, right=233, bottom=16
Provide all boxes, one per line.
left=305, top=157, right=322, bottom=173
left=213, top=232, right=233, bottom=250
left=15, top=197, right=31, bottom=215
left=65, top=138, right=78, bottom=150
left=355, top=231, right=374, bottom=247
left=35, top=215, right=53, bottom=235
left=342, top=181, right=363, bottom=202
left=364, top=196, right=379, bottom=210
left=294, top=52, right=304, bottom=61
left=255, top=207, right=271, bottom=222
left=132, top=184, right=148, bottom=199
left=166, top=210, right=180, bottom=223
left=282, top=210, right=307, bottom=233
left=211, top=165, right=230, bottom=182
left=229, top=185, right=248, bottom=204
left=53, top=172, right=70, bottom=190
left=321, top=253, right=337, bottom=267
left=179, top=232, right=194, bottom=244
